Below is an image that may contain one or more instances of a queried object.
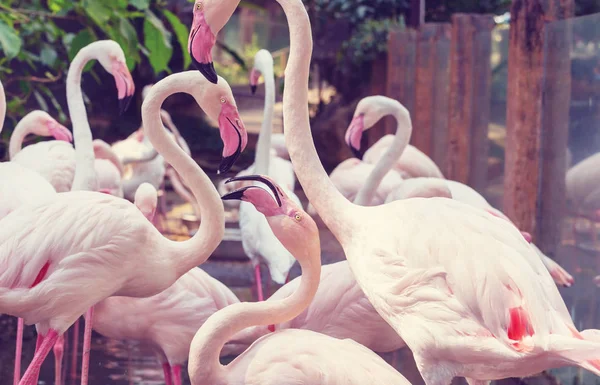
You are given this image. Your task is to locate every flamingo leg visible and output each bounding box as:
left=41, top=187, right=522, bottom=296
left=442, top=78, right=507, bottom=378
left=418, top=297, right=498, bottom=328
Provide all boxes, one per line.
left=31, top=332, right=44, bottom=385
left=13, top=318, right=24, bottom=385
left=254, top=264, right=264, bottom=301
left=54, top=334, right=65, bottom=385
left=80, top=307, right=94, bottom=385
left=172, top=364, right=182, bottom=385
left=391, top=350, right=398, bottom=368
left=162, top=363, right=173, bottom=385
left=71, top=318, right=79, bottom=381
left=285, top=271, right=291, bottom=284
left=19, top=329, right=59, bottom=385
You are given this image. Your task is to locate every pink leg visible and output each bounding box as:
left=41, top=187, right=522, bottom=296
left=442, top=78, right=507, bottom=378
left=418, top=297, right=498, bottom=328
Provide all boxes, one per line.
left=391, top=350, right=398, bottom=368
left=35, top=333, right=44, bottom=352
left=19, top=329, right=59, bottom=385
left=254, top=264, right=264, bottom=301
left=172, top=364, right=182, bottom=385
left=54, top=334, right=65, bottom=385
left=162, top=363, right=173, bottom=385
left=80, top=307, right=94, bottom=385
left=285, top=271, right=291, bottom=284
left=13, top=318, right=24, bottom=385
left=71, top=318, right=79, bottom=381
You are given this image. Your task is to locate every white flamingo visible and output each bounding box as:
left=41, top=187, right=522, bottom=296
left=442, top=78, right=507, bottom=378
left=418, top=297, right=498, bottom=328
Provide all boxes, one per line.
left=192, top=3, right=600, bottom=385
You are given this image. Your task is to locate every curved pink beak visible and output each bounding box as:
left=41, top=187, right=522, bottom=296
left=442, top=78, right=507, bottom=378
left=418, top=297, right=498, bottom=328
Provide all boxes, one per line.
left=98, top=189, right=112, bottom=195
left=217, top=102, right=248, bottom=174
left=112, top=61, right=135, bottom=115
left=344, top=114, right=365, bottom=159
left=188, top=9, right=217, bottom=84
left=249, top=68, right=261, bottom=95
left=48, top=121, right=73, bottom=142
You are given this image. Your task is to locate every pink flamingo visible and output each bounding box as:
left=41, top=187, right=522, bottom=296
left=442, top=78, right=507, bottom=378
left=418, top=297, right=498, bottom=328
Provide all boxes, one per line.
left=346, top=96, right=444, bottom=179
left=186, top=174, right=411, bottom=385
left=192, top=2, right=600, bottom=384
left=11, top=41, right=135, bottom=193
left=93, top=139, right=125, bottom=197
left=0, top=70, right=247, bottom=385
left=385, top=178, right=574, bottom=287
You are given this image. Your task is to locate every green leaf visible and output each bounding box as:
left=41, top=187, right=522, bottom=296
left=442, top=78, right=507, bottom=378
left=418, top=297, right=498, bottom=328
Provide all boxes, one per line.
left=0, top=20, right=22, bottom=59
left=68, top=29, right=97, bottom=72
left=163, top=9, right=191, bottom=69
left=82, top=0, right=112, bottom=27
left=48, top=0, right=74, bottom=14
left=143, top=10, right=173, bottom=75
left=130, top=0, right=150, bottom=10
left=40, top=44, right=58, bottom=67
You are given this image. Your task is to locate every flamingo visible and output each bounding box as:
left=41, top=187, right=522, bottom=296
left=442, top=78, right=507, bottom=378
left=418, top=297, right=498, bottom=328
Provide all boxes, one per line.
left=0, top=70, right=247, bottom=385
left=345, top=96, right=444, bottom=179
left=10, top=41, right=135, bottom=193
left=385, top=178, right=574, bottom=287
left=566, top=152, right=600, bottom=217
left=92, top=139, right=124, bottom=197
left=229, top=49, right=300, bottom=300
left=192, top=2, right=600, bottom=384
left=186, top=174, right=411, bottom=385
left=0, top=83, right=71, bottom=385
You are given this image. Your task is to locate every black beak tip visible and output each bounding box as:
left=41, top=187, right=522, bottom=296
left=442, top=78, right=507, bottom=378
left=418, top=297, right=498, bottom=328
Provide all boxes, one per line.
left=221, top=189, right=245, bottom=201
left=350, top=146, right=363, bottom=160
left=119, top=95, right=134, bottom=115
left=250, top=85, right=257, bottom=95
left=192, top=56, right=218, bottom=84
left=219, top=153, right=239, bottom=175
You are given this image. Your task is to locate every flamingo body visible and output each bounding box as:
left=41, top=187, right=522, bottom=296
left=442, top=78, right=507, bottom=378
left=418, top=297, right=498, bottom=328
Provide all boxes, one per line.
left=566, top=152, right=600, bottom=212
left=0, top=162, right=57, bottom=219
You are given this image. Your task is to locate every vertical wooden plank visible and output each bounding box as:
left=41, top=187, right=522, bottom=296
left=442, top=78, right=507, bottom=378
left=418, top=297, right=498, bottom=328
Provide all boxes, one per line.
left=538, top=0, right=574, bottom=254
left=367, top=55, right=390, bottom=148
left=412, top=25, right=437, bottom=155
left=431, top=24, right=452, bottom=167
left=446, top=14, right=475, bottom=183
left=386, top=28, right=417, bottom=135
left=239, top=8, right=256, bottom=46
left=468, top=15, right=495, bottom=191
left=504, top=0, right=573, bottom=238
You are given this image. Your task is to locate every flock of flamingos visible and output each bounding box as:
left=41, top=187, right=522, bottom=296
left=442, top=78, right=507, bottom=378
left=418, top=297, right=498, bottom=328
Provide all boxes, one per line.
left=2, top=0, right=600, bottom=385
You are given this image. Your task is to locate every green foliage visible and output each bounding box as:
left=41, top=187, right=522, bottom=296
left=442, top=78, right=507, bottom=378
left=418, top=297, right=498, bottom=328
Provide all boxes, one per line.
left=213, top=35, right=262, bottom=85
left=425, top=0, right=511, bottom=22
left=0, top=0, right=191, bottom=123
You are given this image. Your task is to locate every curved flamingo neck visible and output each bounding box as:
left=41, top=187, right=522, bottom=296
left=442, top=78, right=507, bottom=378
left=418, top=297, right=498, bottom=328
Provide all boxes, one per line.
left=8, top=118, right=36, bottom=159
left=354, top=104, right=412, bottom=206
left=253, top=61, right=275, bottom=175
left=67, top=47, right=97, bottom=192
left=189, top=226, right=321, bottom=384
left=278, top=0, right=358, bottom=243
left=0, top=80, right=5, bottom=135
left=141, top=72, right=224, bottom=277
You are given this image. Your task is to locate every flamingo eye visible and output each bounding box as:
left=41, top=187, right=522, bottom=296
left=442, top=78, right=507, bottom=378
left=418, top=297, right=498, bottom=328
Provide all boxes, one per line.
left=220, top=97, right=226, bottom=104
left=196, top=2, right=203, bottom=10
left=294, top=213, right=302, bottom=222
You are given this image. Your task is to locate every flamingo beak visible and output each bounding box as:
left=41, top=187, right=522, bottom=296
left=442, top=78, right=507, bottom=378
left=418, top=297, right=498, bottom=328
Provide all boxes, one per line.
left=47, top=121, right=73, bottom=142
left=99, top=189, right=112, bottom=195
left=222, top=174, right=284, bottom=206
left=189, top=7, right=218, bottom=84
left=217, top=103, right=248, bottom=174
left=345, top=114, right=365, bottom=160
left=221, top=175, right=288, bottom=217
left=112, top=60, right=135, bottom=115
left=249, top=68, right=261, bottom=95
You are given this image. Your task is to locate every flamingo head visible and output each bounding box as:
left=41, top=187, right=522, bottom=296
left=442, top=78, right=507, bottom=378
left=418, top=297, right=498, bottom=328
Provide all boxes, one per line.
left=26, top=111, right=73, bottom=142
left=188, top=0, right=238, bottom=84
left=249, top=50, right=274, bottom=95
left=221, top=174, right=319, bottom=257
left=95, top=41, right=135, bottom=115
left=216, top=95, right=248, bottom=174
left=134, top=183, right=158, bottom=221
left=345, top=95, right=408, bottom=158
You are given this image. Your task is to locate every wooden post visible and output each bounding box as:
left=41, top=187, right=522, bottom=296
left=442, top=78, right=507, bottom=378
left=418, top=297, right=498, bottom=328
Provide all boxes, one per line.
left=446, top=14, right=494, bottom=184
left=386, top=28, right=417, bottom=135
left=538, top=1, right=574, bottom=253
left=367, top=54, right=390, bottom=148
left=469, top=16, right=495, bottom=191
left=412, top=23, right=451, bottom=167
left=504, top=0, right=574, bottom=239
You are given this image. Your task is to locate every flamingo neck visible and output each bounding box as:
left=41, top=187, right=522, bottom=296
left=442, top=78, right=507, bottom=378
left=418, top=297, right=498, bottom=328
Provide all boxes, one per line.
left=354, top=106, right=412, bottom=206
left=0, top=80, right=5, bottom=135
left=67, top=48, right=97, bottom=192
left=253, top=63, right=275, bottom=175
left=189, top=228, right=321, bottom=384
left=141, top=72, right=224, bottom=277
left=278, top=0, right=358, bottom=243
left=8, top=119, right=35, bottom=159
